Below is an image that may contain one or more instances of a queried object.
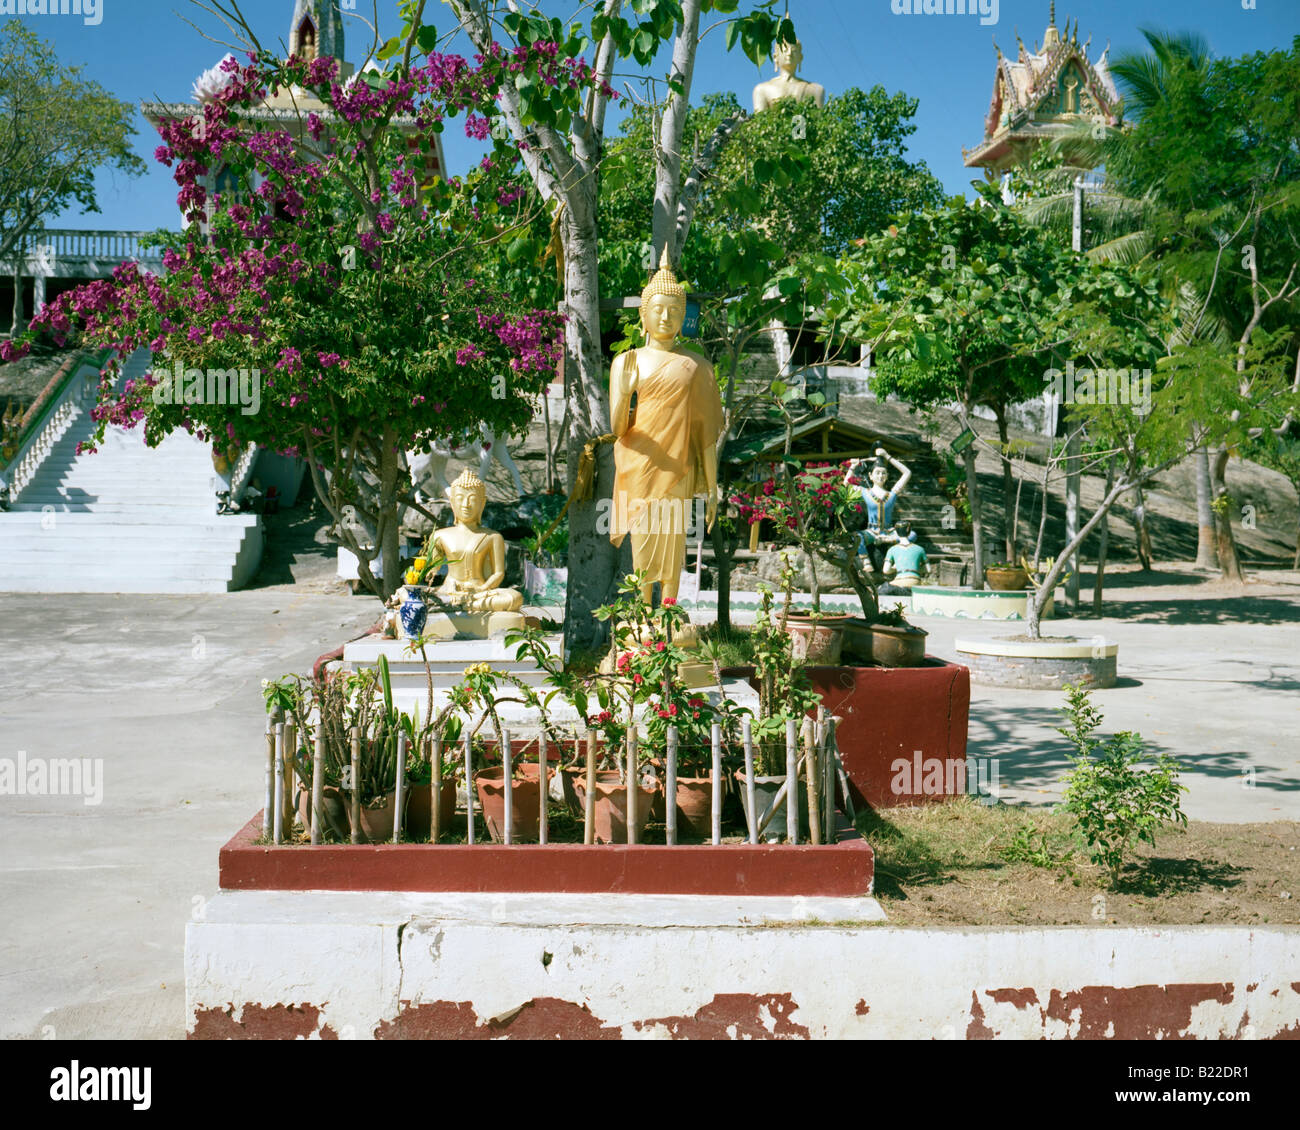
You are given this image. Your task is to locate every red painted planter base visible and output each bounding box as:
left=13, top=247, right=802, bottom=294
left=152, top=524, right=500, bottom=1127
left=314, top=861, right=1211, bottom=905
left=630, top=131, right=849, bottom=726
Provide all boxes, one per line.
left=221, top=813, right=873, bottom=897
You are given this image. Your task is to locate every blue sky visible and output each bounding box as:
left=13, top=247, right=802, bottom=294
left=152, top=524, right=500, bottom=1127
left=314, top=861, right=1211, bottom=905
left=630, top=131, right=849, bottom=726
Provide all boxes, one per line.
left=19, top=0, right=1298, bottom=233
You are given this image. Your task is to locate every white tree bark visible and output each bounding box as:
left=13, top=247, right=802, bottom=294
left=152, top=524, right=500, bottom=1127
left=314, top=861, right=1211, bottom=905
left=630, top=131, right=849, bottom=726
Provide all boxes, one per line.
left=652, top=0, right=702, bottom=263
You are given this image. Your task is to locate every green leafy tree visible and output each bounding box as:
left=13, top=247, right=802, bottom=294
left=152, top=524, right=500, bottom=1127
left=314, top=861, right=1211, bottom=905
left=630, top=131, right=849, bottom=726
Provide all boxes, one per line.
left=0, top=23, right=146, bottom=319
left=1105, top=36, right=1300, bottom=581
left=838, top=189, right=1075, bottom=584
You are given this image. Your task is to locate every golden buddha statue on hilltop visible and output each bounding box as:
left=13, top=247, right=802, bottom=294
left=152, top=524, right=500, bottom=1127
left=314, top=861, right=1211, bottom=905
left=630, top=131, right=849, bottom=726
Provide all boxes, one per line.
left=753, top=37, right=825, bottom=113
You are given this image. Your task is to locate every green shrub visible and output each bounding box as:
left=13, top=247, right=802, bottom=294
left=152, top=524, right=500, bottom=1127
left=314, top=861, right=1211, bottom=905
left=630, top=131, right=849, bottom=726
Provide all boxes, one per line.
left=1056, top=683, right=1187, bottom=886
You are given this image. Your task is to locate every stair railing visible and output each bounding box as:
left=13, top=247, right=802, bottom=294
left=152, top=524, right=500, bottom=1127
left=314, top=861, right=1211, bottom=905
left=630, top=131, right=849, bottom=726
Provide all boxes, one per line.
left=0, top=352, right=106, bottom=506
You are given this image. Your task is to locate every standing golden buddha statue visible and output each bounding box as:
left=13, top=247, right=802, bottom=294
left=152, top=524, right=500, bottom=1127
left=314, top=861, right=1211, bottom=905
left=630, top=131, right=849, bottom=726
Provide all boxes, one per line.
left=608, top=248, right=723, bottom=607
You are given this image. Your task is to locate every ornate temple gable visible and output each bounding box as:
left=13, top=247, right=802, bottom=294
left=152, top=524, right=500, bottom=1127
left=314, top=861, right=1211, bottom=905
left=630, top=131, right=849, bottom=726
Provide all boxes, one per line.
left=289, top=0, right=346, bottom=65
left=964, top=3, right=1123, bottom=175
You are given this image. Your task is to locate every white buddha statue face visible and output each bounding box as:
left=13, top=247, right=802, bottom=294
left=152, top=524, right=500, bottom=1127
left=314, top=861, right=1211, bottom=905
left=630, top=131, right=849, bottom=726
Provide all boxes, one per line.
left=773, top=40, right=803, bottom=75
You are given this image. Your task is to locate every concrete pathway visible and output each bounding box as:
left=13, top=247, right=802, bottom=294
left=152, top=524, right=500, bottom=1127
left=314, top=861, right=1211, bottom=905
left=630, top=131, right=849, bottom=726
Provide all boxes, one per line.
left=0, top=569, right=1296, bottom=1038
left=0, top=592, right=375, bottom=1040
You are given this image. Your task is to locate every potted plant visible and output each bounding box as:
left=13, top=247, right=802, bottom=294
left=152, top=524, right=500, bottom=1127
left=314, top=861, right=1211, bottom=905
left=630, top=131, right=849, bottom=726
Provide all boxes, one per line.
left=842, top=602, right=929, bottom=668
left=734, top=588, right=819, bottom=842
left=521, top=493, right=570, bottom=607
left=984, top=560, right=1031, bottom=590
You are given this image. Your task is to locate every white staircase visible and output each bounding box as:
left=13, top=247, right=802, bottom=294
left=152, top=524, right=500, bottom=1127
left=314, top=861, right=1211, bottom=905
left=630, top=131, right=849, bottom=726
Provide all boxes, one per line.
left=0, top=353, right=262, bottom=594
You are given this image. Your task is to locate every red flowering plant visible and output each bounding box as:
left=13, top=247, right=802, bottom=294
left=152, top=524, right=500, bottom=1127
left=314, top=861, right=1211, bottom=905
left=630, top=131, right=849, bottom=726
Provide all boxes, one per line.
left=586, top=572, right=745, bottom=775
left=0, top=33, right=601, bottom=597
left=730, top=459, right=877, bottom=616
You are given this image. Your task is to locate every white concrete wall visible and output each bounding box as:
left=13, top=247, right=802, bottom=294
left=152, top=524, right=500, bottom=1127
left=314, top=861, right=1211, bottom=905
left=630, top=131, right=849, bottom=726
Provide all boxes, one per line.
left=187, top=891, right=1300, bottom=1039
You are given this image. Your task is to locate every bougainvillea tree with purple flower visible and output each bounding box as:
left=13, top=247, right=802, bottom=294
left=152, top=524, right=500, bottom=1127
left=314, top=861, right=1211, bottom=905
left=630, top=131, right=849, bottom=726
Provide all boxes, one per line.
left=2, top=22, right=581, bottom=597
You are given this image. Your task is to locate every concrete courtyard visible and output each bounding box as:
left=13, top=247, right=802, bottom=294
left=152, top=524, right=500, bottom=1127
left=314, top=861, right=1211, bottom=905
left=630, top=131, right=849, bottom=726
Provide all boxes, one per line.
left=0, top=569, right=1297, bottom=1038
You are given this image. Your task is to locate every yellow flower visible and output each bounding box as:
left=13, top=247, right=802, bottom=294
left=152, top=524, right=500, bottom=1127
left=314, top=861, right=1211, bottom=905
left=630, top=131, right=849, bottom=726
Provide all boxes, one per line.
left=463, top=662, right=493, bottom=678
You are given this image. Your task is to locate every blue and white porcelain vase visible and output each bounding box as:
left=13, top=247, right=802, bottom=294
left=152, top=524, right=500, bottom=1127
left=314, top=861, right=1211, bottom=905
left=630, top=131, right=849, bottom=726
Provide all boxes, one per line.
left=398, top=586, right=428, bottom=639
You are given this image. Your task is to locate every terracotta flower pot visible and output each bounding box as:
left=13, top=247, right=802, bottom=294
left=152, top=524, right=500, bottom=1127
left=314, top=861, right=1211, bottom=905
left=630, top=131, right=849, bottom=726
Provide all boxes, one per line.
left=842, top=619, right=929, bottom=667
left=786, top=612, right=847, bottom=664
left=294, top=784, right=351, bottom=841
left=474, top=762, right=549, bottom=843
left=570, top=770, right=659, bottom=844
left=661, top=775, right=715, bottom=839
left=403, top=778, right=457, bottom=841
left=985, top=565, right=1030, bottom=591
left=357, top=791, right=397, bottom=843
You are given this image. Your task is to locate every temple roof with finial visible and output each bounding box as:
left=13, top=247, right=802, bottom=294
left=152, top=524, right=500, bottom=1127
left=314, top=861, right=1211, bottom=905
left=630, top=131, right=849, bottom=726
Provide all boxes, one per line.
left=963, top=2, right=1123, bottom=174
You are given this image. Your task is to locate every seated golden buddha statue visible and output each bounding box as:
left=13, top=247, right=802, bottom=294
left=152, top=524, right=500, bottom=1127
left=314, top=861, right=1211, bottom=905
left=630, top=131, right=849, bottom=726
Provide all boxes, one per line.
left=752, top=38, right=825, bottom=112
left=429, top=468, right=523, bottom=617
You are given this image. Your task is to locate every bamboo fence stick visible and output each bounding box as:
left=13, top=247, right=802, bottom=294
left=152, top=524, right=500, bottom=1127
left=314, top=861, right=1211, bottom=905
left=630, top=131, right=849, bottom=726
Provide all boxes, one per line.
left=262, top=717, right=275, bottom=840
left=785, top=718, right=799, bottom=845
left=626, top=725, right=638, bottom=845
left=665, top=725, right=678, bottom=846
left=804, top=718, right=822, bottom=846
left=272, top=721, right=285, bottom=845
left=349, top=727, right=361, bottom=845
left=502, top=728, right=513, bottom=845
left=742, top=717, right=757, bottom=844
left=393, top=731, right=407, bottom=845
left=311, top=728, right=324, bottom=845
left=430, top=736, right=443, bottom=845
left=538, top=732, right=548, bottom=845
left=710, top=723, right=722, bottom=846
left=823, top=715, right=837, bottom=843
left=463, top=728, right=475, bottom=846
left=584, top=729, right=596, bottom=845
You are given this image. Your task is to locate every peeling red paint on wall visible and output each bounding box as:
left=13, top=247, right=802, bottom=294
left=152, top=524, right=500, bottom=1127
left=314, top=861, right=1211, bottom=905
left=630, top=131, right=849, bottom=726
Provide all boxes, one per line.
left=375, top=997, right=618, bottom=1039
left=966, top=991, right=995, bottom=1040
left=376, top=993, right=810, bottom=1039
left=634, top=993, right=810, bottom=1039
left=987, top=988, right=1039, bottom=1009
left=855, top=999, right=870, bottom=1016
left=374, top=1001, right=487, bottom=1040
left=490, top=998, right=620, bottom=1040
left=1043, top=984, right=1235, bottom=1040
left=190, top=1003, right=334, bottom=1040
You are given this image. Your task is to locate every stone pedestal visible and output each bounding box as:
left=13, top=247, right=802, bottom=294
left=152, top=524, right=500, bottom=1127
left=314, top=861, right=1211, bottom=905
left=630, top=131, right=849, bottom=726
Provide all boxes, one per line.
left=419, top=609, right=526, bottom=641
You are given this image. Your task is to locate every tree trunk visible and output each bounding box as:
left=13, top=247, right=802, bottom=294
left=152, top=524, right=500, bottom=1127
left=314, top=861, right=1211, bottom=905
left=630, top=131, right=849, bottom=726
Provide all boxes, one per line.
left=1027, top=474, right=1137, bottom=640
left=559, top=200, right=621, bottom=651
left=1093, top=455, right=1115, bottom=614
left=378, top=427, right=401, bottom=600
left=1131, top=480, right=1153, bottom=571
left=711, top=515, right=733, bottom=636
left=651, top=0, right=701, bottom=262
left=1210, top=444, right=1245, bottom=582
left=1063, top=428, right=1081, bottom=611
left=10, top=266, right=24, bottom=335
left=962, top=443, right=985, bottom=589
left=1194, top=446, right=1218, bottom=569
left=996, top=408, right=1015, bottom=562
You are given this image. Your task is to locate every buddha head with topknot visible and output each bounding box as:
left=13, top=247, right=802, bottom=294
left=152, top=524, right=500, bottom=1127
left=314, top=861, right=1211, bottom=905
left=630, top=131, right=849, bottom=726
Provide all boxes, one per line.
left=447, top=466, right=487, bottom=524
left=639, top=246, right=687, bottom=343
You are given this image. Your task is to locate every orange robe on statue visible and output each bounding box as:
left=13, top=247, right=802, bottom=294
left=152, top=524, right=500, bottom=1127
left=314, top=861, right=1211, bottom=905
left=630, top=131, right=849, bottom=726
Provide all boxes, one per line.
left=610, top=349, right=723, bottom=586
